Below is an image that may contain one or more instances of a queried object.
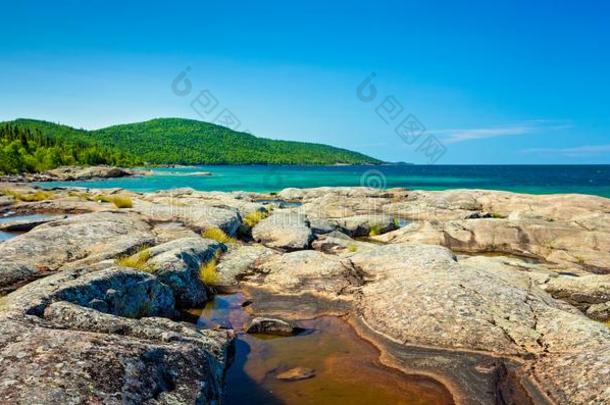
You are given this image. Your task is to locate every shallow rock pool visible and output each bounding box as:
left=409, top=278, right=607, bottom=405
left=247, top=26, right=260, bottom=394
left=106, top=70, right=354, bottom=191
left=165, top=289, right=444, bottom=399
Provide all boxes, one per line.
left=187, top=293, right=454, bottom=405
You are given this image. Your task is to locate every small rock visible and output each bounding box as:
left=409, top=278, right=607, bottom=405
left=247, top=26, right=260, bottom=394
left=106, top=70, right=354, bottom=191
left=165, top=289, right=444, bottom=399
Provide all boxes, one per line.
left=246, top=317, right=301, bottom=336
left=276, top=367, right=316, bottom=381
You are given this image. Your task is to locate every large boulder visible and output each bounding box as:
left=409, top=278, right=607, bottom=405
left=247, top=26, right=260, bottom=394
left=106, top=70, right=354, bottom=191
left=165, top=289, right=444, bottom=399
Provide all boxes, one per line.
left=133, top=201, right=241, bottom=236
left=215, top=244, right=276, bottom=286
left=251, top=212, right=313, bottom=250
left=245, top=250, right=363, bottom=297
left=375, top=218, right=610, bottom=273
left=0, top=301, right=231, bottom=404
left=142, top=189, right=267, bottom=218
left=0, top=212, right=154, bottom=294
left=2, top=265, right=176, bottom=318
left=0, top=257, right=233, bottom=404
left=329, top=214, right=396, bottom=237
left=145, top=237, right=225, bottom=307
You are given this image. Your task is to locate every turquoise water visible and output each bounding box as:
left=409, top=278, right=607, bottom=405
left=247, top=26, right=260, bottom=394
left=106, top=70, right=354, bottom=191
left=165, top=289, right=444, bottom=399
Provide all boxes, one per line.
left=38, top=165, right=610, bottom=198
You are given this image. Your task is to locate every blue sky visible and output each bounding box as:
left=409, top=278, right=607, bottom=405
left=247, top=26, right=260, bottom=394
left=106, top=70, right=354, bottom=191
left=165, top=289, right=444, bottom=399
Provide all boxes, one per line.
left=1, top=0, right=609, bottom=164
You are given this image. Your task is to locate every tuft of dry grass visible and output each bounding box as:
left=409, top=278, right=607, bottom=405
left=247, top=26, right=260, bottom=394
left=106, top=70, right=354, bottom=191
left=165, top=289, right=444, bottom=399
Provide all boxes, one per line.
left=1, top=189, right=54, bottom=202
left=368, top=224, right=383, bottom=237
left=110, top=195, right=133, bottom=209
left=243, top=210, right=270, bottom=228
left=199, top=259, right=220, bottom=286
left=202, top=227, right=236, bottom=244
left=116, top=248, right=153, bottom=271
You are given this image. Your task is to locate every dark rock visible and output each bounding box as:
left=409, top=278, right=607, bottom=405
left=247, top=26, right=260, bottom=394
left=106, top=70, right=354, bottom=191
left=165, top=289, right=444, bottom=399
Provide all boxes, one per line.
left=246, top=317, right=301, bottom=336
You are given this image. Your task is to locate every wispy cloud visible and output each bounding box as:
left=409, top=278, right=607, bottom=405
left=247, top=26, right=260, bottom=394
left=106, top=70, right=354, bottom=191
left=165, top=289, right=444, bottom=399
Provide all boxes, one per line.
left=430, top=120, right=572, bottom=144
left=522, top=144, right=610, bottom=157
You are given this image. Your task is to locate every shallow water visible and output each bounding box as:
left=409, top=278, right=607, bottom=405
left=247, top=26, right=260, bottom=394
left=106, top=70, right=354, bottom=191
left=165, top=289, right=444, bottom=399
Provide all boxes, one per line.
left=0, top=213, right=53, bottom=242
left=0, top=213, right=52, bottom=223
left=36, top=164, right=610, bottom=197
left=0, top=231, right=14, bottom=242
left=189, top=293, right=454, bottom=405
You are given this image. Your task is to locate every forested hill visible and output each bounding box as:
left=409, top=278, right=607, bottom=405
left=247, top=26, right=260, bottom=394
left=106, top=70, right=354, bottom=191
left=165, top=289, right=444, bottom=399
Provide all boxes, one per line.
left=0, top=122, right=141, bottom=174
left=4, top=118, right=381, bottom=166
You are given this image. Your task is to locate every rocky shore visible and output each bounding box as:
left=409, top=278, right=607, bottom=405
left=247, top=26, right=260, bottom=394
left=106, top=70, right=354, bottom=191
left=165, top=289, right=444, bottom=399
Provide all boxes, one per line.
left=0, top=183, right=609, bottom=404
left=0, top=165, right=147, bottom=183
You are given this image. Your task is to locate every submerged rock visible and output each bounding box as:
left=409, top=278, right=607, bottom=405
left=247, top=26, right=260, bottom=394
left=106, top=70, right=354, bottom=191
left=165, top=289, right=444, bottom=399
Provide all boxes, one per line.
left=276, top=367, right=316, bottom=381
left=246, top=316, right=301, bottom=336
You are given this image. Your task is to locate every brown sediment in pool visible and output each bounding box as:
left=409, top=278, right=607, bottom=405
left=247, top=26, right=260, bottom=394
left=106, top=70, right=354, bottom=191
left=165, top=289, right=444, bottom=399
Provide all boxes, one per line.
left=348, top=316, right=544, bottom=405
left=188, top=292, right=455, bottom=405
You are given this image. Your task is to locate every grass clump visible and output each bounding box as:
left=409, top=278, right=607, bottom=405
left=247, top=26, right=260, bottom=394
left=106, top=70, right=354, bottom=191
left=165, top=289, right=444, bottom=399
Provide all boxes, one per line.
left=202, top=227, right=236, bottom=244
left=1, top=189, right=54, bottom=202
left=116, top=248, right=153, bottom=271
left=96, top=194, right=113, bottom=203
left=347, top=243, right=358, bottom=252
left=368, top=224, right=384, bottom=237
left=243, top=210, right=270, bottom=228
left=110, top=195, right=133, bottom=208
left=199, top=259, right=220, bottom=286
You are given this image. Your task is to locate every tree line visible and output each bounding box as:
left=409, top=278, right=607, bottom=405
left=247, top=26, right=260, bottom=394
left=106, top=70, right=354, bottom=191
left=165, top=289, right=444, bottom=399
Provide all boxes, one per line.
left=0, top=124, right=141, bottom=174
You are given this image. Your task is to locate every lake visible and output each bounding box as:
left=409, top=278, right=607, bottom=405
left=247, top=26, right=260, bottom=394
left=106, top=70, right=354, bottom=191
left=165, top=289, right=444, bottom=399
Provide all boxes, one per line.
left=38, top=165, right=610, bottom=197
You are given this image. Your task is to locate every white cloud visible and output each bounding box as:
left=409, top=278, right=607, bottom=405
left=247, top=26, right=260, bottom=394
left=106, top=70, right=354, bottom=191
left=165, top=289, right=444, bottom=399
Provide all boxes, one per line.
left=430, top=120, right=572, bottom=144
left=522, top=144, right=610, bottom=157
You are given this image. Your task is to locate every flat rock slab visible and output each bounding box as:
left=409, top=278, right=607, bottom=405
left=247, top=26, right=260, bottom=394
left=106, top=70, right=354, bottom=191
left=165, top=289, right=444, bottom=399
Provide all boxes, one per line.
left=247, top=250, right=363, bottom=297
left=133, top=201, right=241, bottom=236
left=215, top=244, right=275, bottom=286
left=0, top=212, right=154, bottom=293
left=348, top=242, right=610, bottom=404
left=252, top=212, right=313, bottom=250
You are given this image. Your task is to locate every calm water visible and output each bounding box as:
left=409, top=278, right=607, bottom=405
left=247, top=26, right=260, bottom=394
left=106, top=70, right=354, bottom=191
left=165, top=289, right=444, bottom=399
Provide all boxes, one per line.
left=187, top=293, right=453, bottom=405
left=0, top=214, right=53, bottom=242
left=38, top=165, right=610, bottom=197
